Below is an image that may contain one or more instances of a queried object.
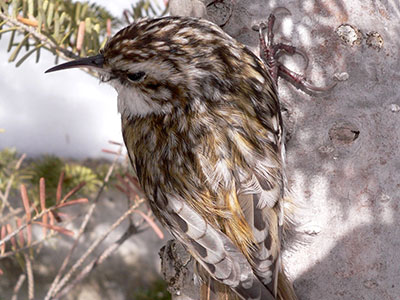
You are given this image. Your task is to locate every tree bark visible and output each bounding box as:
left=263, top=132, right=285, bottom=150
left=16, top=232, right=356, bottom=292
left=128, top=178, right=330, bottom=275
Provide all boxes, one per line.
left=164, top=1, right=400, bottom=299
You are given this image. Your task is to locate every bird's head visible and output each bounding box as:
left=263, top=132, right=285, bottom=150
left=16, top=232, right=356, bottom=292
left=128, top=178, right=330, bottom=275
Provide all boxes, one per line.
left=46, top=16, right=260, bottom=118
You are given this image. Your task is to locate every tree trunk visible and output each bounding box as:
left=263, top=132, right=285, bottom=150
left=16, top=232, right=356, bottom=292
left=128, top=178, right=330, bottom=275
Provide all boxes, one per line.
left=163, top=1, right=400, bottom=299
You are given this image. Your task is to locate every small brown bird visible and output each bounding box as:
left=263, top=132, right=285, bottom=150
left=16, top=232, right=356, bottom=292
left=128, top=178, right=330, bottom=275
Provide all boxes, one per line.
left=46, top=16, right=298, bottom=300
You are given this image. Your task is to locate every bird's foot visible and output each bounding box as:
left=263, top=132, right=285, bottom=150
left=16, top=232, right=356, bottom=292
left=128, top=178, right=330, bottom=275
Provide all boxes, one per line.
left=252, top=14, right=336, bottom=93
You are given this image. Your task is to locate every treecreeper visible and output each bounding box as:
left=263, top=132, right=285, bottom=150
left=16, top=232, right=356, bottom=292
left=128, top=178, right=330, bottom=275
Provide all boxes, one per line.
left=45, top=15, right=332, bottom=300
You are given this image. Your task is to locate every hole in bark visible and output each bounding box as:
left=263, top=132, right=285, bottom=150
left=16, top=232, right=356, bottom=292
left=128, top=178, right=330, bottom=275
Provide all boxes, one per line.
left=351, top=130, right=360, bottom=140
left=329, top=123, right=360, bottom=145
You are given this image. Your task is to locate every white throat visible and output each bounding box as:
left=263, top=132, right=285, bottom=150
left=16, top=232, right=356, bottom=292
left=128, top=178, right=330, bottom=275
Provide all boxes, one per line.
left=111, top=80, right=171, bottom=117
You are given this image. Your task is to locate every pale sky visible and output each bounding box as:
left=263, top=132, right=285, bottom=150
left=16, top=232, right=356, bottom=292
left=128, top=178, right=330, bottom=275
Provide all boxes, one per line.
left=0, top=0, right=164, bottom=158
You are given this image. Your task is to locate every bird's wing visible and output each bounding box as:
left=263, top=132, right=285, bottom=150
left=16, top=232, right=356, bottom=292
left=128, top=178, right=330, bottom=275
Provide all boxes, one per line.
left=237, top=168, right=283, bottom=297
left=226, top=67, right=286, bottom=297
left=156, top=190, right=276, bottom=300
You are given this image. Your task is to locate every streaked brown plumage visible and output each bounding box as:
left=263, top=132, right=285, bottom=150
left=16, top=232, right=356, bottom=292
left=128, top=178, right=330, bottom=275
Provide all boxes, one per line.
left=46, top=16, right=297, bottom=300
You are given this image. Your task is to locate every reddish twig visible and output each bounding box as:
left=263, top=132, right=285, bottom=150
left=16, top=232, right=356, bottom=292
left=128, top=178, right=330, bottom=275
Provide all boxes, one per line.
left=101, top=149, right=120, bottom=155
left=60, top=182, right=86, bottom=204
left=133, top=209, right=164, bottom=239
left=76, top=21, right=85, bottom=51
left=44, top=144, right=122, bottom=300
left=54, top=205, right=142, bottom=298
left=108, top=140, right=123, bottom=146
left=0, top=197, right=87, bottom=249
left=106, top=19, right=111, bottom=37
left=1, top=211, right=83, bottom=259
left=39, top=178, right=48, bottom=238
left=56, top=198, right=88, bottom=208
left=20, top=185, right=32, bottom=245
left=0, top=225, right=6, bottom=255
left=51, top=200, right=143, bottom=298
left=56, top=172, right=65, bottom=205
left=33, top=222, right=74, bottom=237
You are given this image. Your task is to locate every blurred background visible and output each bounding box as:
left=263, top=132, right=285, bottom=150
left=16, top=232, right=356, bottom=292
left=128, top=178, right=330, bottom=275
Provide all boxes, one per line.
left=0, top=1, right=172, bottom=299
left=0, top=0, right=167, bottom=158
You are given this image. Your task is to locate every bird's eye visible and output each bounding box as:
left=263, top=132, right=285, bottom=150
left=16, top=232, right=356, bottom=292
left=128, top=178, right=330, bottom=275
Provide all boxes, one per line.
left=127, top=71, right=146, bottom=82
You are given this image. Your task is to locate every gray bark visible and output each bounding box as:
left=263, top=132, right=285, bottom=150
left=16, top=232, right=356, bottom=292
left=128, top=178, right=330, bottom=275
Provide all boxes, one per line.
left=164, top=1, right=400, bottom=299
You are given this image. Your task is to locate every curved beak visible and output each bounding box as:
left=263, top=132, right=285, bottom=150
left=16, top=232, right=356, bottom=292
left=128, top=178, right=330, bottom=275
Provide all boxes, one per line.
left=45, top=54, right=104, bottom=73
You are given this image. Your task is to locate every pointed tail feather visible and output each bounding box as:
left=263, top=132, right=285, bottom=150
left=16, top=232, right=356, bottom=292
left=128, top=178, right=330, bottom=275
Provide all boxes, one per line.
left=201, top=278, right=241, bottom=300
left=277, top=269, right=298, bottom=300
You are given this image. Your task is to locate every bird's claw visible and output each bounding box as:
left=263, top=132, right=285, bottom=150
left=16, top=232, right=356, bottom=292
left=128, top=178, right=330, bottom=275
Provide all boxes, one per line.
left=254, top=13, right=336, bottom=94
left=252, top=22, right=267, bottom=41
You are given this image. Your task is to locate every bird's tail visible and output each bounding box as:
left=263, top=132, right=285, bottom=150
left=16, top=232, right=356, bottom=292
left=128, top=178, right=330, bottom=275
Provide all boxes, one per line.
left=200, top=273, right=297, bottom=300
left=200, top=278, right=241, bottom=300
left=277, top=269, right=298, bottom=300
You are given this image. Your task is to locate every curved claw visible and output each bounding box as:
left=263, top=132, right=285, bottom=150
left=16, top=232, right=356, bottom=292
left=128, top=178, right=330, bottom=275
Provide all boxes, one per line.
left=274, top=45, right=310, bottom=69
left=278, top=63, right=336, bottom=94
left=252, top=13, right=339, bottom=93
left=272, top=7, right=291, bottom=16
left=293, top=48, right=309, bottom=70
left=251, top=22, right=267, bottom=36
